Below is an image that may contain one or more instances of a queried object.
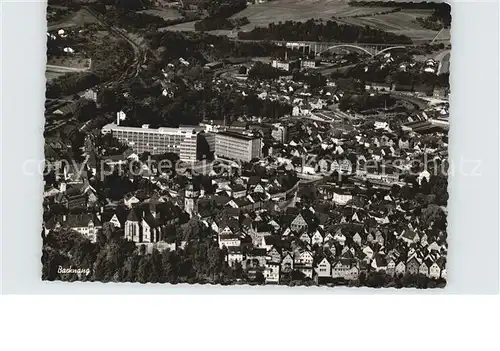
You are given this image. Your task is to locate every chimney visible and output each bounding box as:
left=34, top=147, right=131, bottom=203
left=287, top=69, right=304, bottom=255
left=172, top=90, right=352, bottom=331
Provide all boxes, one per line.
left=116, top=112, right=120, bottom=125
left=63, top=214, right=67, bottom=222
left=100, top=206, right=104, bottom=214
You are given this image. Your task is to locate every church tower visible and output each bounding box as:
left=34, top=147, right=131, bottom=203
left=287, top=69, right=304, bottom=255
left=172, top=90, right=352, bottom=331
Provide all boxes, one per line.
left=184, top=184, right=200, bottom=218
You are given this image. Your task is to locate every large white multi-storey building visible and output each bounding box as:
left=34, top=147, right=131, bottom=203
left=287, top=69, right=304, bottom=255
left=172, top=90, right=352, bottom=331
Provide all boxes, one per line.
left=101, top=123, right=199, bottom=162
left=215, top=131, right=262, bottom=162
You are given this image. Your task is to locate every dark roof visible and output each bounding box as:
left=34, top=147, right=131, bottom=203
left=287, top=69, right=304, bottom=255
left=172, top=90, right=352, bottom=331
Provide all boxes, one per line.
left=373, top=253, right=387, bottom=267
left=264, top=235, right=281, bottom=247
left=254, top=222, right=273, bottom=233
left=212, top=195, right=231, bottom=206
left=156, top=202, right=183, bottom=221
left=126, top=207, right=142, bottom=222
left=217, top=131, right=259, bottom=141
left=402, top=229, right=417, bottom=240
left=225, top=207, right=241, bottom=217
left=247, top=176, right=261, bottom=186
left=231, top=184, right=246, bottom=192
left=143, top=213, right=160, bottom=228
left=218, top=217, right=240, bottom=234
left=436, top=256, right=446, bottom=269
left=57, top=213, right=101, bottom=228
left=44, top=144, right=60, bottom=160
left=313, top=255, right=331, bottom=267
left=241, top=217, right=252, bottom=228
left=234, top=197, right=252, bottom=207
left=66, top=184, right=84, bottom=197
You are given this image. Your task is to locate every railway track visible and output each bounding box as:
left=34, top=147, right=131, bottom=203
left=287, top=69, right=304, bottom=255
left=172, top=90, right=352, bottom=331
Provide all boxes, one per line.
left=45, top=7, right=147, bottom=137
left=83, top=6, right=143, bottom=83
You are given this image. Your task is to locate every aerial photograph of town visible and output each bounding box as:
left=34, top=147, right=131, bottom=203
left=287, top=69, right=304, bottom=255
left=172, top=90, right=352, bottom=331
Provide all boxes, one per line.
left=42, top=0, right=451, bottom=288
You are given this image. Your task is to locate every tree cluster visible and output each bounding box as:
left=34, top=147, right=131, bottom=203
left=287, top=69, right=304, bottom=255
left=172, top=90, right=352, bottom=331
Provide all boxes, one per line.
left=145, top=31, right=287, bottom=65
left=47, top=6, right=72, bottom=23
left=338, top=93, right=396, bottom=113
left=118, top=82, right=292, bottom=128
left=98, top=0, right=146, bottom=11
left=195, top=17, right=235, bottom=31
left=194, top=16, right=249, bottom=31
left=91, top=5, right=196, bottom=32
left=204, top=0, right=247, bottom=18
left=334, top=77, right=366, bottom=94
left=349, top=1, right=451, bottom=28
left=347, top=60, right=449, bottom=89
left=42, top=222, right=233, bottom=284
left=46, top=72, right=100, bottom=99
left=237, top=19, right=413, bottom=44
left=292, top=71, right=327, bottom=89
left=417, top=7, right=452, bottom=30
left=73, top=98, right=97, bottom=122
left=359, top=270, right=446, bottom=289
left=248, top=62, right=289, bottom=80
left=46, top=35, right=133, bottom=99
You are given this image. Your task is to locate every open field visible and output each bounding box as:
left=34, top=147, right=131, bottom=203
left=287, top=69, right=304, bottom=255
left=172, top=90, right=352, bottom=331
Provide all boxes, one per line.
left=47, top=8, right=99, bottom=31
left=45, top=71, right=67, bottom=83
left=337, top=9, right=450, bottom=42
left=47, top=56, right=91, bottom=69
left=138, top=8, right=183, bottom=20
left=338, top=10, right=435, bottom=31
left=233, top=0, right=359, bottom=23
left=162, top=0, right=448, bottom=43
left=159, top=20, right=197, bottom=32
left=333, top=6, right=398, bottom=17
left=162, top=0, right=359, bottom=34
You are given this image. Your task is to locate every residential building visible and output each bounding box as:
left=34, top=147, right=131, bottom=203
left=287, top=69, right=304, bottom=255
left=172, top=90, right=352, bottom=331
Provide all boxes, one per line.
left=264, top=262, right=280, bottom=284
left=395, top=261, right=406, bottom=276
left=271, top=59, right=300, bottom=72
left=281, top=252, right=294, bottom=273
left=296, top=266, right=313, bottom=279
left=314, top=257, right=331, bottom=278
left=406, top=257, right=421, bottom=275
left=46, top=213, right=102, bottom=243
left=301, top=59, right=320, bottom=69
left=231, top=184, right=247, bottom=199
left=290, top=213, right=308, bottom=232
left=271, top=124, right=287, bottom=143
left=429, top=262, right=442, bottom=279
left=227, top=247, right=244, bottom=267
left=419, top=261, right=429, bottom=277
left=331, top=260, right=358, bottom=280
left=332, top=191, right=353, bottom=205
left=310, top=230, right=324, bottom=246
left=295, top=250, right=314, bottom=266
left=184, top=184, right=199, bottom=218
left=219, top=234, right=241, bottom=249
